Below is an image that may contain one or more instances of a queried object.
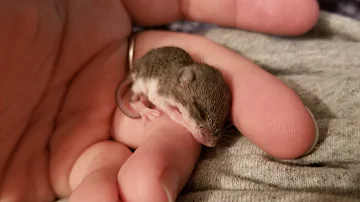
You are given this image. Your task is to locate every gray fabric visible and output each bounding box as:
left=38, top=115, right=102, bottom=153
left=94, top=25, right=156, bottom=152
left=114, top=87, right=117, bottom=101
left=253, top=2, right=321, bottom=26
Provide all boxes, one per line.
left=177, top=11, right=360, bottom=202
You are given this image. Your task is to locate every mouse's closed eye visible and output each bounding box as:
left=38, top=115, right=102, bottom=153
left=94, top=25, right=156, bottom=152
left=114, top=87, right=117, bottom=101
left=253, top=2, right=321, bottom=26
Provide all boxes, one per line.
left=194, top=101, right=206, bottom=121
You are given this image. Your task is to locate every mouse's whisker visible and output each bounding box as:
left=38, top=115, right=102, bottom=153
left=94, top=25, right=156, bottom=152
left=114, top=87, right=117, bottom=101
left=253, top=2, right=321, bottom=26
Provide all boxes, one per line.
left=223, top=124, right=235, bottom=130
left=224, top=128, right=238, bottom=131
left=224, top=129, right=240, bottom=134
left=224, top=130, right=240, bottom=136
left=223, top=133, right=239, bottom=137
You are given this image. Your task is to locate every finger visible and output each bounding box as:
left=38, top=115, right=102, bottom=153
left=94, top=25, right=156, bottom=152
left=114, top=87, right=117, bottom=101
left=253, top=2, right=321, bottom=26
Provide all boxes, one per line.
left=118, top=115, right=201, bottom=202
left=122, top=0, right=320, bottom=35
left=132, top=31, right=317, bottom=159
left=69, top=141, right=131, bottom=202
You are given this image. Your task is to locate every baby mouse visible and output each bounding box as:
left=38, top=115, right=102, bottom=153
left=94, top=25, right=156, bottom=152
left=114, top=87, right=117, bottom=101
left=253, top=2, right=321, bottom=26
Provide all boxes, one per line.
left=115, top=46, right=231, bottom=147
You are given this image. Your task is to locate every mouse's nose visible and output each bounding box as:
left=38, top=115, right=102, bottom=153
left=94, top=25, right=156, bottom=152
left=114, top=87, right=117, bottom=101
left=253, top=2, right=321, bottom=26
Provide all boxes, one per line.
left=200, top=127, right=211, bottom=136
left=205, top=134, right=220, bottom=147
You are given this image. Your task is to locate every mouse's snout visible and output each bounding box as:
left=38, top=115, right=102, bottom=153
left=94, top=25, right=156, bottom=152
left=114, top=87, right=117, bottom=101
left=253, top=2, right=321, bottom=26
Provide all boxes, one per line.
left=200, top=127, right=223, bottom=147
left=192, top=127, right=215, bottom=147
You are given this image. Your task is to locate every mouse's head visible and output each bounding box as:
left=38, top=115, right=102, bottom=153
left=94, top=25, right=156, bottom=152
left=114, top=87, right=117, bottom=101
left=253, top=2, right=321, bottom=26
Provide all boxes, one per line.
left=171, top=63, right=231, bottom=147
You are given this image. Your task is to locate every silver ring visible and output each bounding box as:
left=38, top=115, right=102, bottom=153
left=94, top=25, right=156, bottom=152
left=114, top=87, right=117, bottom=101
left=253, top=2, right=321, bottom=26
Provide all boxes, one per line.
left=128, top=34, right=135, bottom=70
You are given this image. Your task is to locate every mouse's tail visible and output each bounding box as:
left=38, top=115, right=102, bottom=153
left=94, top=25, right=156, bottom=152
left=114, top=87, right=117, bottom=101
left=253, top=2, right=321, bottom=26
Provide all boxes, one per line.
left=115, top=76, right=141, bottom=119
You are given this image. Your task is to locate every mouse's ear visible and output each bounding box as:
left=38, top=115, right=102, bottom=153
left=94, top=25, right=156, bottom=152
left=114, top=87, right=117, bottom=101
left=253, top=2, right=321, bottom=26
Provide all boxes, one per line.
left=177, top=67, right=195, bottom=85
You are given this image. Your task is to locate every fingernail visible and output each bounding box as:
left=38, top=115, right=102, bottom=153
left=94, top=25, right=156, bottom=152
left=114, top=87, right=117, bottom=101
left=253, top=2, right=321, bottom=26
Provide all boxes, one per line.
left=303, top=107, right=319, bottom=155
left=160, top=166, right=180, bottom=202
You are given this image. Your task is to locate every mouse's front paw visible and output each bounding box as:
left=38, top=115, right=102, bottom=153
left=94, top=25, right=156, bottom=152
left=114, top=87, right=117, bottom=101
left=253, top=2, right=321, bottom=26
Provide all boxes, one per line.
left=130, top=101, right=161, bottom=121
left=140, top=108, right=161, bottom=121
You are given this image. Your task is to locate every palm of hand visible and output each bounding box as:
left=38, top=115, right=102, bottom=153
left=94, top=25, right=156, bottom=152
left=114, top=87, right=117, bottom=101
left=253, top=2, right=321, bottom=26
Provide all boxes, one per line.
left=0, top=1, right=319, bottom=202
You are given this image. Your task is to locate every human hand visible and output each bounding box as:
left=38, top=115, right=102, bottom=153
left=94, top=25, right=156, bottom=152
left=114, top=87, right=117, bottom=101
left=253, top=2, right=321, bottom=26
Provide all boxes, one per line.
left=0, top=0, right=320, bottom=202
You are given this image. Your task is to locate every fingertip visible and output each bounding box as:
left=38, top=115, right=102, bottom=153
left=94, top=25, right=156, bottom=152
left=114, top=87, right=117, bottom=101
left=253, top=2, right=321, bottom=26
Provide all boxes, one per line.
left=239, top=90, right=318, bottom=159
left=269, top=105, right=318, bottom=159
left=241, top=0, right=320, bottom=35
left=284, top=0, right=320, bottom=35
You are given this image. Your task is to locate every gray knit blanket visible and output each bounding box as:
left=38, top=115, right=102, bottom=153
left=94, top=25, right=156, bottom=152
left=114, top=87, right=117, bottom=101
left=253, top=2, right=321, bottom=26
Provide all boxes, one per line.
left=176, top=11, right=360, bottom=202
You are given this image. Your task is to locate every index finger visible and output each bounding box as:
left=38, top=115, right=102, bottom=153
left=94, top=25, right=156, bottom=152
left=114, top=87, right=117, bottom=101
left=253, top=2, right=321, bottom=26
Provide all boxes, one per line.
left=122, top=0, right=320, bottom=35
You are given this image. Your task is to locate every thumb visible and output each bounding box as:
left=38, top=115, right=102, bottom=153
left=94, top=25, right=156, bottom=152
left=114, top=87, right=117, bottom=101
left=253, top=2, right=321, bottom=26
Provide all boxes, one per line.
left=118, top=115, right=201, bottom=202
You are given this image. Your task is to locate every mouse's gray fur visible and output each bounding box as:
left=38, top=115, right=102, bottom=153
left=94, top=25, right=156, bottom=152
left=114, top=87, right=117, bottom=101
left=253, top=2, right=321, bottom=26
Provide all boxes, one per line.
left=123, top=46, right=231, bottom=146
left=132, top=46, right=194, bottom=79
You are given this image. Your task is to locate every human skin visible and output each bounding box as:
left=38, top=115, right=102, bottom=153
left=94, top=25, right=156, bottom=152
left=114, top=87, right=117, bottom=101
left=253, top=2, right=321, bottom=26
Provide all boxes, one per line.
left=0, top=0, right=320, bottom=202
